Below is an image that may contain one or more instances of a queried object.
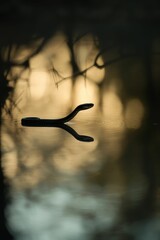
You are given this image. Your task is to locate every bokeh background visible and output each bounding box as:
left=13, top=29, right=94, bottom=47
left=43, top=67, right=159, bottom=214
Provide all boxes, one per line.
left=1, top=1, right=160, bottom=240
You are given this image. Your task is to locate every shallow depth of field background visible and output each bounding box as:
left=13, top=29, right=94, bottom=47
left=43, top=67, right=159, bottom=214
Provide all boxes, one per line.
left=1, top=1, right=160, bottom=240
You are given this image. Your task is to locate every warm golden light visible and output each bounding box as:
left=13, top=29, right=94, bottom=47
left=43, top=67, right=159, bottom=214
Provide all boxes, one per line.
left=29, top=71, right=50, bottom=99
left=1, top=32, right=128, bottom=189
left=73, top=76, right=100, bottom=115
left=1, top=132, right=18, bottom=179
left=103, top=85, right=124, bottom=130
left=42, top=32, right=72, bottom=79
left=86, top=66, right=105, bottom=83
left=52, top=138, right=98, bottom=174
left=125, top=98, right=144, bottom=129
left=4, top=38, right=44, bottom=64
left=74, top=34, right=105, bottom=84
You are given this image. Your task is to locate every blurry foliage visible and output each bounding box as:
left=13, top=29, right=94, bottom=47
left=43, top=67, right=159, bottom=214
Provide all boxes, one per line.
left=0, top=2, right=160, bottom=239
left=0, top=0, right=160, bottom=118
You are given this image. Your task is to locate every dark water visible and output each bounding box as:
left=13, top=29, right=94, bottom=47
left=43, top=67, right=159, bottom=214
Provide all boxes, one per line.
left=1, top=115, right=160, bottom=240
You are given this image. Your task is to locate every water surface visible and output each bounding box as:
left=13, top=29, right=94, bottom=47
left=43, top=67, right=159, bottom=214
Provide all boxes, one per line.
left=1, top=114, right=160, bottom=240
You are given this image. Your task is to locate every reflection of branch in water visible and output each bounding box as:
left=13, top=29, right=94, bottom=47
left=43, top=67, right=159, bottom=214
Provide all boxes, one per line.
left=57, top=123, right=94, bottom=142
left=21, top=122, right=94, bottom=142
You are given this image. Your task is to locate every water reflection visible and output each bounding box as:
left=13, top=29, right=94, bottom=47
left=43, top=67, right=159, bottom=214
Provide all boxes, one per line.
left=6, top=184, right=123, bottom=240
left=1, top=112, right=160, bottom=239
left=22, top=122, right=94, bottom=142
